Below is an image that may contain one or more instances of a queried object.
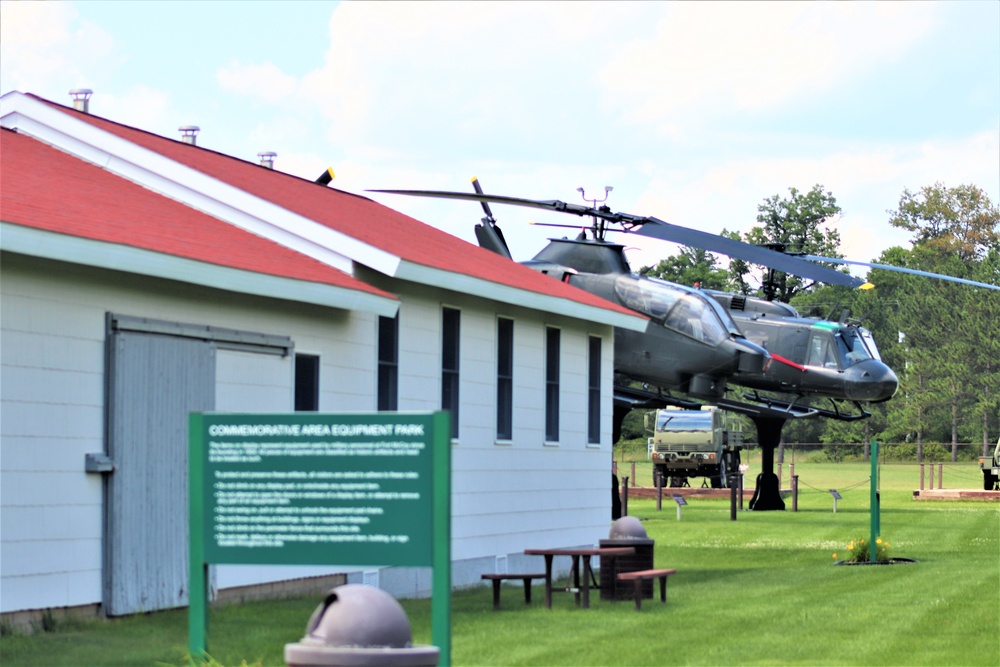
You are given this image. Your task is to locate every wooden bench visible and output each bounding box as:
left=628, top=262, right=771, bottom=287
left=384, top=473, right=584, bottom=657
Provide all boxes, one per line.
left=617, top=568, right=676, bottom=610
left=481, top=573, right=547, bottom=610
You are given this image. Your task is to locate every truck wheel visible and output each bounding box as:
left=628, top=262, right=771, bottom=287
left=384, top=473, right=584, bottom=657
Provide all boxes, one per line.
left=985, top=472, right=997, bottom=491
left=711, top=459, right=728, bottom=489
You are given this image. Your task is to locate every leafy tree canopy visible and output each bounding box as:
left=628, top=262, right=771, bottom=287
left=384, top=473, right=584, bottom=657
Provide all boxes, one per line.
left=730, top=185, right=849, bottom=302
left=640, top=245, right=730, bottom=290
left=888, top=182, right=1000, bottom=263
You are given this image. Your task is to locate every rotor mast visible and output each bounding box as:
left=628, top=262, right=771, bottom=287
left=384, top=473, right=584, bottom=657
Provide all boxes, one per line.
left=576, top=186, right=613, bottom=241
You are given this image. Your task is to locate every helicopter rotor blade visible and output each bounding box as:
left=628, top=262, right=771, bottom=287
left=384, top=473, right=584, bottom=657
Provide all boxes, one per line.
left=631, top=216, right=864, bottom=288
left=368, top=189, right=596, bottom=217
left=528, top=221, right=592, bottom=230
left=470, top=177, right=496, bottom=224
left=368, top=188, right=864, bottom=287
left=802, top=256, right=1000, bottom=291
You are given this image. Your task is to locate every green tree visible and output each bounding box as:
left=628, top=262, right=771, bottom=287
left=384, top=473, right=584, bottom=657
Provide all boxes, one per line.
left=966, top=248, right=1000, bottom=455
left=884, top=184, right=1000, bottom=458
left=731, top=185, right=849, bottom=302
left=640, top=245, right=730, bottom=290
left=889, top=182, right=1000, bottom=262
left=793, top=184, right=998, bottom=457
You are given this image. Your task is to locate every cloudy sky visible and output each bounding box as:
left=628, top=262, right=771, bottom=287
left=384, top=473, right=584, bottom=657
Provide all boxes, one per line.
left=2, top=1, right=998, bottom=281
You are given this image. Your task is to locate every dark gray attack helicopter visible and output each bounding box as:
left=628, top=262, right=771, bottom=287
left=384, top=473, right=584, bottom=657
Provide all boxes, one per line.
left=374, top=181, right=792, bottom=411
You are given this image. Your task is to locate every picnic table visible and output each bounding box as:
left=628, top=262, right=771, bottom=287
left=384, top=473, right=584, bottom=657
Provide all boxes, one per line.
left=524, top=546, right=636, bottom=609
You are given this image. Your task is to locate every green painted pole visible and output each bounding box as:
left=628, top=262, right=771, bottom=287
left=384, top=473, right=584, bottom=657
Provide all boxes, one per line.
left=431, top=411, right=452, bottom=667
left=874, top=441, right=881, bottom=538
left=870, top=440, right=878, bottom=563
left=188, top=414, right=208, bottom=661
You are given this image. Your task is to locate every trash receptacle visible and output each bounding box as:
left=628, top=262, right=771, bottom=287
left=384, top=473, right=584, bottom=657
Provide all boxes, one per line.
left=285, top=584, right=439, bottom=667
left=600, top=516, right=655, bottom=601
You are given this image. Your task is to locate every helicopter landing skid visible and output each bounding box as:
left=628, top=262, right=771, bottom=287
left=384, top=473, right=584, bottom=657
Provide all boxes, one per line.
left=733, top=392, right=872, bottom=422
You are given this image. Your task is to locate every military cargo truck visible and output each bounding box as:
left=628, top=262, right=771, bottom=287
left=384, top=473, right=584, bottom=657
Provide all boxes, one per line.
left=645, top=406, right=742, bottom=488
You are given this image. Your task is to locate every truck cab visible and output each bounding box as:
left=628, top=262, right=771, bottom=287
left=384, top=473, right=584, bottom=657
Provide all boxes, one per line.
left=644, top=406, right=742, bottom=489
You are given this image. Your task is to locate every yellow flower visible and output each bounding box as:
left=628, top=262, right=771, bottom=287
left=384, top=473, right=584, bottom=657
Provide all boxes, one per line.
left=876, top=538, right=883, bottom=545
left=847, top=542, right=854, bottom=550
left=832, top=553, right=838, bottom=559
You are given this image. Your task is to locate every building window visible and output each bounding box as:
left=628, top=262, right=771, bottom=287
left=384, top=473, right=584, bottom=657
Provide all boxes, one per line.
left=588, top=336, right=601, bottom=444
left=496, top=317, right=514, bottom=441
left=378, top=315, right=398, bottom=411
left=294, top=354, right=319, bottom=411
left=442, top=307, right=460, bottom=439
left=545, top=327, right=560, bottom=442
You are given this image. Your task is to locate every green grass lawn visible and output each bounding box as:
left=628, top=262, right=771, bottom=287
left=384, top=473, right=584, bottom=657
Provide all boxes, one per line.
left=2, top=463, right=997, bottom=666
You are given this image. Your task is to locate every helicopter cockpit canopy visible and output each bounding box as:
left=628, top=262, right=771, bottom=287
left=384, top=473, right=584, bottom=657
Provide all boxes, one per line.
left=835, top=326, right=883, bottom=363
left=614, top=276, right=734, bottom=346
left=808, top=324, right=882, bottom=369
left=855, top=327, right=882, bottom=361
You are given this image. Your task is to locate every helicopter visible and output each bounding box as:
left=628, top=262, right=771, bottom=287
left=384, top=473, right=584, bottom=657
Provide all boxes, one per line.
left=370, top=181, right=990, bottom=508
left=371, top=180, right=901, bottom=409
left=705, top=290, right=898, bottom=406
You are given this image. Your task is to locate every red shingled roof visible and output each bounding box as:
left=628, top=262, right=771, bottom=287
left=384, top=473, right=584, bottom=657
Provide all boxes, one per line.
left=35, top=96, right=635, bottom=317
left=0, top=127, right=394, bottom=301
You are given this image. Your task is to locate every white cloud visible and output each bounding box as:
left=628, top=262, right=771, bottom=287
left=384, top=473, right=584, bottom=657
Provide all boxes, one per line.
left=296, top=2, right=644, bottom=155
left=98, top=86, right=176, bottom=138
left=0, top=0, right=116, bottom=97
left=598, top=2, right=937, bottom=128
left=216, top=61, right=298, bottom=103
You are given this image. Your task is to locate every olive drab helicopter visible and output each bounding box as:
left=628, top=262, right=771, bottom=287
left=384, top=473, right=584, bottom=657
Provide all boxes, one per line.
left=370, top=181, right=993, bottom=509
left=706, top=290, right=898, bottom=405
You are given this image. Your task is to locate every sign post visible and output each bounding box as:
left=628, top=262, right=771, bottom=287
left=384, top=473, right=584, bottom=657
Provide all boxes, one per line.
left=189, top=412, right=451, bottom=664
left=672, top=494, right=687, bottom=521
left=829, top=489, right=842, bottom=513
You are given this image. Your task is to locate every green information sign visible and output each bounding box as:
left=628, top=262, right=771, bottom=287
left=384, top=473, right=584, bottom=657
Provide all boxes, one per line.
left=189, top=411, right=451, bottom=664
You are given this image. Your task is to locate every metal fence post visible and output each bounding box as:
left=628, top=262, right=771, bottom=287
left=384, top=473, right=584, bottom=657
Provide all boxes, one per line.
left=656, top=471, right=663, bottom=511
left=739, top=470, right=744, bottom=511
left=622, top=476, right=629, bottom=517
left=730, top=475, right=738, bottom=521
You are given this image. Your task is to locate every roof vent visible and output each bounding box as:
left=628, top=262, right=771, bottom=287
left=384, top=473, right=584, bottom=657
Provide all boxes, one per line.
left=69, top=89, right=93, bottom=113
left=257, top=151, right=277, bottom=169
left=179, top=126, right=200, bottom=145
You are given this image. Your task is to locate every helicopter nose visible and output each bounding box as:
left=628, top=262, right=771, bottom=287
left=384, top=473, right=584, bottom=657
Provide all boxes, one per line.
left=844, top=359, right=898, bottom=402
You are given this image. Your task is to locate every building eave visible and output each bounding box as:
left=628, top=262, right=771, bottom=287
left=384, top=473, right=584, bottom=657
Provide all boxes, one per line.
left=394, top=260, right=647, bottom=331
left=0, top=222, right=399, bottom=317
